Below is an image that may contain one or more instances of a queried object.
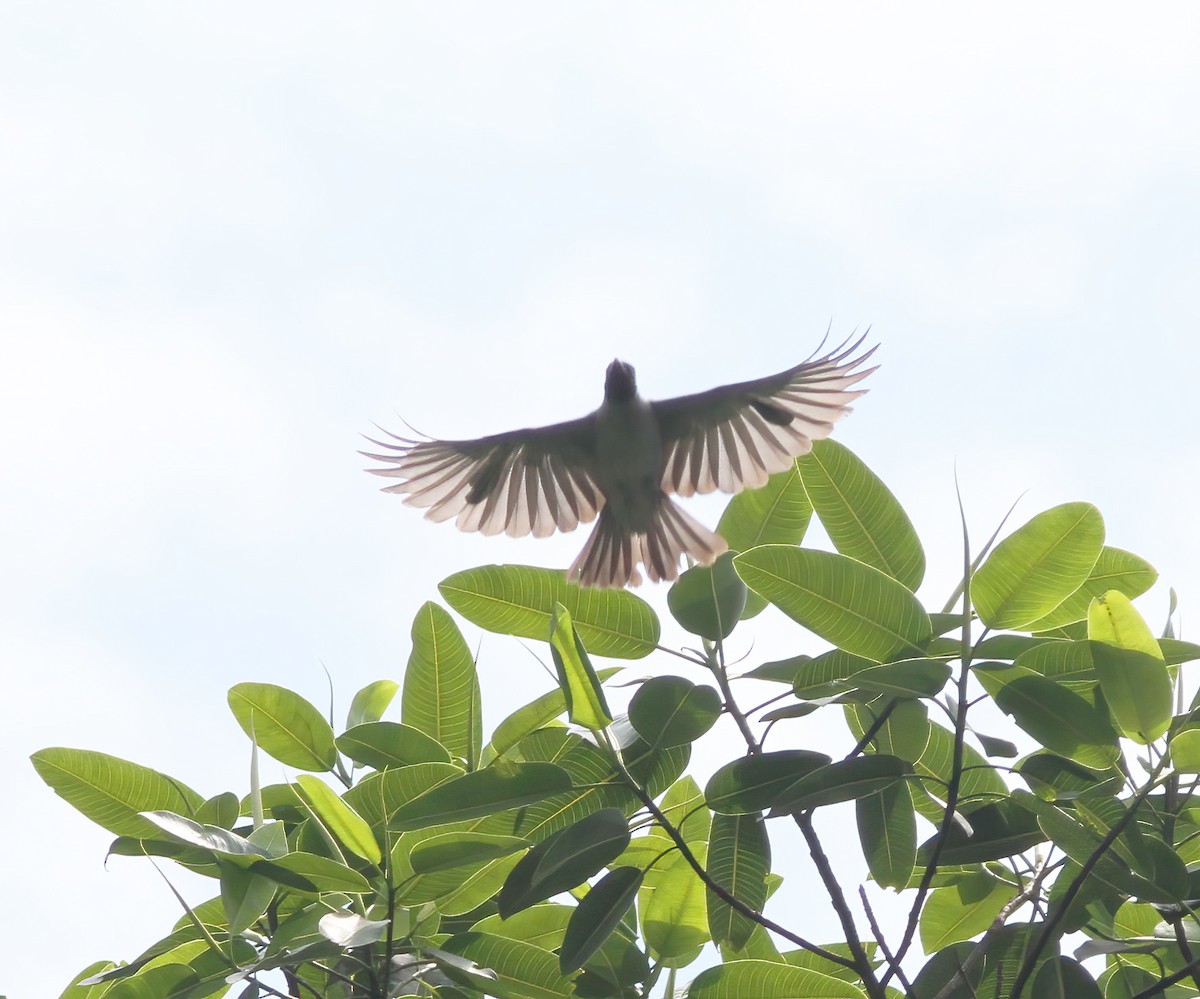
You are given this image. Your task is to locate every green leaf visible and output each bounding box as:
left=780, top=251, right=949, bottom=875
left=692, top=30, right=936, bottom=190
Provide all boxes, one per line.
left=346, top=679, right=399, bottom=730
left=1089, top=643, right=1172, bottom=744
left=251, top=851, right=373, bottom=893
left=767, top=755, right=910, bottom=814
left=1088, top=590, right=1171, bottom=743
left=194, top=792, right=239, bottom=829
left=336, top=721, right=452, bottom=770
left=341, top=762, right=463, bottom=830
left=549, top=602, right=612, bottom=731
left=794, top=649, right=875, bottom=698
left=668, top=551, right=747, bottom=640
left=139, top=810, right=274, bottom=863
left=706, top=813, right=771, bottom=950
left=1171, top=728, right=1200, bottom=772
left=294, top=774, right=382, bottom=865
left=919, top=871, right=1018, bottom=951
left=717, top=461, right=813, bottom=619
left=486, top=668, right=621, bottom=761
left=402, top=601, right=482, bottom=767
left=918, top=799, right=1045, bottom=865
left=443, top=932, right=574, bottom=998
left=628, top=676, right=721, bottom=748
left=798, top=438, right=925, bottom=591
left=389, top=761, right=574, bottom=830
left=973, top=502, right=1105, bottom=630
left=499, top=808, right=630, bottom=918
left=985, top=673, right=1120, bottom=770
left=220, top=862, right=275, bottom=934
left=1088, top=589, right=1164, bottom=660
left=857, top=781, right=916, bottom=889
left=842, top=658, right=952, bottom=699
left=705, top=750, right=831, bottom=814
left=1027, top=546, right=1157, bottom=631
left=30, top=748, right=204, bottom=839
left=735, top=546, right=932, bottom=662
left=409, top=832, right=532, bottom=875
left=642, top=848, right=708, bottom=966
left=1013, top=640, right=1097, bottom=689
left=439, top=564, right=659, bottom=658
left=560, top=866, right=643, bottom=973
left=688, top=959, right=866, bottom=998
left=1018, top=753, right=1122, bottom=801
left=227, top=683, right=338, bottom=772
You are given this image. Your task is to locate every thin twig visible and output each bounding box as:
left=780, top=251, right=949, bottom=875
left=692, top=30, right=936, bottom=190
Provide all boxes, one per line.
left=794, top=812, right=887, bottom=999
left=599, top=729, right=855, bottom=970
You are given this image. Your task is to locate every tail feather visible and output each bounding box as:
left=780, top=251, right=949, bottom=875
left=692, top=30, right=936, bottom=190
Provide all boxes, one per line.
left=568, top=498, right=728, bottom=588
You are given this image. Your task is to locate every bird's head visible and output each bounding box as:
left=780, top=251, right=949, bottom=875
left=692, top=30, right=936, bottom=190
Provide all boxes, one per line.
left=604, top=359, right=637, bottom=402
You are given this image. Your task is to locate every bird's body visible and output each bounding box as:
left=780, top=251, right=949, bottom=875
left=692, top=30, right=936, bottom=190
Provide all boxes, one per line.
left=367, top=335, right=876, bottom=588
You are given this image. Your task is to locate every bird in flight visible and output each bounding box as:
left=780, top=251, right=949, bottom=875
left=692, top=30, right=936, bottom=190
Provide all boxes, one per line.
left=366, top=334, right=877, bottom=589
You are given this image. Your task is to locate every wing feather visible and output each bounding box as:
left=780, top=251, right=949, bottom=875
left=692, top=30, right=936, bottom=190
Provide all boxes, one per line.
left=653, top=333, right=877, bottom=496
left=364, top=416, right=599, bottom=539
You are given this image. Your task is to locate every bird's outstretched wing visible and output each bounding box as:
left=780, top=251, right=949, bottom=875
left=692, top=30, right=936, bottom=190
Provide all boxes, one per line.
left=363, top=418, right=600, bottom=539
left=652, top=334, right=878, bottom=497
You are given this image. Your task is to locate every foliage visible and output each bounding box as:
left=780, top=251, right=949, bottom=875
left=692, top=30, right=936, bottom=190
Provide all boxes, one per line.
left=35, top=439, right=1200, bottom=998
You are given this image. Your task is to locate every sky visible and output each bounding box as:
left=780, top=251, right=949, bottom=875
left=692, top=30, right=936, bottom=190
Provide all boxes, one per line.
left=2, top=3, right=1199, bottom=995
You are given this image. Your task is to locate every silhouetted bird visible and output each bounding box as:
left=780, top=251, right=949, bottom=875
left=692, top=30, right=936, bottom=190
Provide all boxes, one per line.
left=366, top=334, right=877, bottom=588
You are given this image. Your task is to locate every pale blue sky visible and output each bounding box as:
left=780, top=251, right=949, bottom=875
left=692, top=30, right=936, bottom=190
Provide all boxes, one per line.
left=3, top=4, right=1199, bottom=993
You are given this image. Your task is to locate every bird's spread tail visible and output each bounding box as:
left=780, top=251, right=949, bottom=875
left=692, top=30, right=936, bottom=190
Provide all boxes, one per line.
left=568, top=497, right=729, bottom=588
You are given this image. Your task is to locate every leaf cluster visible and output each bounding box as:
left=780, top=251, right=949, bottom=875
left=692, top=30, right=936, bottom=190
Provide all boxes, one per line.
left=36, top=440, right=1200, bottom=998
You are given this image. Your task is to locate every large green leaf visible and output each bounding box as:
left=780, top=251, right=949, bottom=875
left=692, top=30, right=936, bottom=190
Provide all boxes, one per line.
left=402, top=601, right=482, bottom=767
left=668, top=552, right=747, bottom=640
left=442, top=931, right=574, bottom=999
left=1088, top=590, right=1171, bottom=743
left=498, top=808, right=630, bottom=917
left=336, top=721, right=452, bottom=770
left=250, top=851, right=373, bottom=894
left=561, top=866, right=643, bottom=974
left=1089, top=643, right=1171, bottom=745
left=227, top=683, right=337, bottom=772
left=984, top=673, right=1120, bottom=770
left=1027, top=546, right=1157, bottom=631
left=345, top=679, right=399, bottom=730
left=138, top=810, right=274, bottom=865
left=973, top=502, right=1105, bottom=630
left=439, top=564, right=659, bottom=658
left=857, top=781, right=916, bottom=889
left=31, top=748, right=204, bottom=839
left=919, top=871, right=1018, bottom=952
left=642, top=847, right=709, bottom=966
left=341, top=762, right=463, bottom=833
left=917, top=799, right=1045, bottom=865
left=798, top=438, right=925, bottom=591
left=706, top=813, right=771, bottom=950
left=549, top=602, right=612, bottom=731
left=841, top=658, right=951, bottom=699
left=629, top=676, right=721, bottom=748
left=767, top=756, right=910, bottom=814
left=389, top=762, right=573, bottom=830
left=687, top=959, right=865, bottom=998
left=735, top=546, right=932, bottom=662
left=1017, top=753, right=1122, bottom=801
left=408, top=831, right=531, bottom=875
left=705, top=750, right=831, bottom=815
left=717, top=462, right=813, bottom=619
left=294, top=774, right=381, bottom=865
left=220, top=863, right=275, bottom=934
